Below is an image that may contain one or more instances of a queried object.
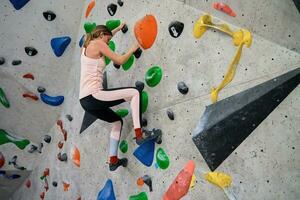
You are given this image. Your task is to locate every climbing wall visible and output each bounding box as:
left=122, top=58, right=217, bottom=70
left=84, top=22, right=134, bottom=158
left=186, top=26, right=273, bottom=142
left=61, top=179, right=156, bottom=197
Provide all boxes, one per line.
left=0, top=0, right=299, bottom=200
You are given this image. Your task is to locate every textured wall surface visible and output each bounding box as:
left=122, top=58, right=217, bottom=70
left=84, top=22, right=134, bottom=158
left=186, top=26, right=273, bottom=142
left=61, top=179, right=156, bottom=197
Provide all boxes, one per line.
left=0, top=0, right=299, bottom=199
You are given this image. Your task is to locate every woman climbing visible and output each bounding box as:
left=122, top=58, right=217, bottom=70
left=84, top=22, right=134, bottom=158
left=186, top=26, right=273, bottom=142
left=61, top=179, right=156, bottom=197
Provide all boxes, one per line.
left=79, top=24, right=146, bottom=171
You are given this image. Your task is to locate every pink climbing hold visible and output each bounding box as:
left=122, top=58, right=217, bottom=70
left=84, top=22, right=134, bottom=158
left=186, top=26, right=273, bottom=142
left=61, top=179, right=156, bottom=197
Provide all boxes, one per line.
left=25, top=179, right=31, bottom=188
left=0, top=152, right=5, bottom=168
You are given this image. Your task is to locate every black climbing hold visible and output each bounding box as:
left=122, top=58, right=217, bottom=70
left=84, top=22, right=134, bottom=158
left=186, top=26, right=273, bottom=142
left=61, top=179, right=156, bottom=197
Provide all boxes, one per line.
left=177, top=82, right=189, bottom=94
left=0, top=57, right=5, bottom=65
left=117, top=0, right=124, bottom=7
left=142, top=117, right=147, bottom=127
left=192, top=67, right=300, bottom=171
left=166, top=109, right=175, bottom=120
left=28, top=145, right=38, bottom=153
left=135, top=81, right=144, bottom=92
left=12, top=60, right=22, bottom=66
left=60, top=153, right=67, bottom=161
left=102, top=71, right=108, bottom=90
left=52, top=181, right=58, bottom=187
left=43, top=10, right=56, bottom=21
left=8, top=155, right=17, bottom=165
left=121, top=24, right=128, bottom=33
left=37, top=86, right=46, bottom=93
left=80, top=111, right=98, bottom=134
left=25, top=47, right=38, bottom=56
left=142, top=175, right=153, bottom=192
left=113, top=63, right=120, bottom=69
left=66, top=114, right=73, bottom=121
left=134, top=48, right=143, bottom=59
left=44, top=135, right=51, bottom=143
left=107, top=3, right=117, bottom=16
left=168, top=21, right=184, bottom=38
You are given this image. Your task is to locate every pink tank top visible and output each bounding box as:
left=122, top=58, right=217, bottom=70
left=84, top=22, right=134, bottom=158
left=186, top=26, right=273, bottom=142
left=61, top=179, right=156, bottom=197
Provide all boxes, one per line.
left=79, top=48, right=105, bottom=99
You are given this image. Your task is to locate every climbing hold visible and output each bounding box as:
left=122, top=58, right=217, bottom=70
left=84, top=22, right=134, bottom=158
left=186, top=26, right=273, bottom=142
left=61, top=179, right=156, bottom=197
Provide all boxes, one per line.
left=213, top=3, right=236, bottom=17
left=107, top=3, right=117, bottom=16
left=0, top=57, right=5, bottom=65
left=190, top=174, right=196, bottom=189
left=84, top=22, right=96, bottom=33
left=63, top=181, right=70, bottom=191
left=106, top=19, right=121, bottom=31
left=12, top=60, right=22, bottom=66
left=66, top=114, right=73, bottom=121
left=40, top=191, right=45, bottom=199
left=137, top=177, right=144, bottom=186
left=37, top=86, right=46, bottom=93
left=0, top=152, right=5, bottom=168
left=129, top=192, right=148, bottom=200
left=105, top=40, right=116, bottom=65
left=119, top=140, right=128, bottom=153
left=134, top=15, right=158, bottom=49
left=44, top=135, right=51, bottom=143
left=177, top=81, right=189, bottom=94
left=145, top=66, right=162, bottom=87
left=168, top=21, right=184, bottom=38
left=44, top=177, right=49, bottom=191
left=23, top=92, right=39, bottom=101
left=134, top=48, right=143, bottom=59
left=85, top=0, right=95, bottom=18
left=205, top=172, right=232, bottom=189
left=79, top=35, right=85, bottom=47
left=113, top=63, right=120, bottom=69
left=133, top=139, right=155, bottom=167
left=142, top=117, right=147, bottom=127
left=40, top=168, right=49, bottom=180
left=22, top=73, right=34, bottom=80
left=0, top=129, right=30, bottom=150
left=25, top=179, right=31, bottom=188
left=43, top=10, right=56, bottom=21
left=40, top=93, right=64, bottom=106
left=142, top=175, right=153, bottom=192
left=57, top=120, right=63, bottom=130
left=52, top=181, right=58, bottom=187
left=9, top=0, right=30, bottom=10
left=117, top=0, right=123, bottom=7
left=141, top=91, right=148, bottom=113
left=62, top=129, right=68, bottom=141
left=57, top=152, right=67, bottom=162
left=121, top=24, right=128, bottom=33
left=51, top=36, right=71, bottom=57
left=163, top=160, right=195, bottom=200
left=72, top=146, right=80, bottom=167
left=166, top=109, right=175, bottom=120
left=122, top=55, right=135, bottom=71
left=28, top=144, right=38, bottom=153
left=156, top=147, right=170, bottom=169
left=135, top=81, right=144, bottom=92
left=0, top=87, right=10, bottom=108
left=115, top=109, right=129, bottom=118
left=58, top=141, right=64, bottom=149
left=24, top=47, right=38, bottom=56
left=8, top=156, right=26, bottom=170
left=97, top=179, right=116, bottom=200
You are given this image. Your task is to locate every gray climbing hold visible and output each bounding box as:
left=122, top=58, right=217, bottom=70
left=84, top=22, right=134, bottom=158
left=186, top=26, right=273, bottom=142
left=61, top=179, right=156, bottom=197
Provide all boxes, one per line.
left=142, top=117, right=147, bottom=127
left=117, top=0, right=123, bottom=6
left=0, top=57, right=5, bottom=65
left=12, top=60, right=22, bottom=65
left=135, top=81, right=144, bottom=92
left=25, top=47, right=38, bottom=56
left=52, top=181, right=57, bottom=187
left=8, top=155, right=17, bottom=165
left=177, top=81, right=189, bottom=94
left=166, top=109, right=175, bottom=120
left=142, top=175, right=153, bottom=192
left=107, top=3, right=117, bottom=16
left=44, top=135, right=51, bottom=143
left=134, top=48, right=143, bottom=59
left=58, top=152, right=67, bottom=162
left=43, top=10, right=56, bottom=21
left=66, top=114, right=73, bottom=121
left=37, top=86, right=46, bottom=93
left=28, top=145, right=38, bottom=153
left=38, top=143, right=43, bottom=153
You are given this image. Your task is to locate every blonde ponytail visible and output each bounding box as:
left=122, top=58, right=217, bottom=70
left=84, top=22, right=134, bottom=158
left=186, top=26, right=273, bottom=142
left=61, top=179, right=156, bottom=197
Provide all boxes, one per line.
left=83, top=33, right=92, bottom=48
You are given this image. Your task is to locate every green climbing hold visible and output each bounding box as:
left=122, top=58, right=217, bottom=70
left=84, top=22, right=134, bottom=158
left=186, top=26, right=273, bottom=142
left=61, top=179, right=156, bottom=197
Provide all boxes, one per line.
left=84, top=22, right=96, bottom=33
left=105, top=40, right=116, bottom=65
left=119, top=140, right=128, bottom=153
left=122, top=55, right=135, bottom=71
left=106, top=19, right=121, bottom=31
left=156, top=147, right=170, bottom=170
left=141, top=91, right=148, bottom=113
left=115, top=109, right=129, bottom=118
left=145, top=66, right=163, bottom=87
left=0, top=87, right=10, bottom=108
left=129, top=192, right=148, bottom=200
left=0, top=129, right=30, bottom=150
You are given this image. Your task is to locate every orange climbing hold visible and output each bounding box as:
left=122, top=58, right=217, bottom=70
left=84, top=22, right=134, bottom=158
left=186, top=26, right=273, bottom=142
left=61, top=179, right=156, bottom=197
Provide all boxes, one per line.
left=23, top=92, right=39, bottom=101
left=23, top=73, right=35, bottom=80
left=72, top=146, right=80, bottom=167
left=134, top=15, right=158, bottom=49
left=137, top=177, right=144, bottom=186
left=85, top=0, right=95, bottom=18
left=213, top=3, right=236, bottom=17
left=25, top=179, right=31, bottom=188
left=63, top=181, right=70, bottom=191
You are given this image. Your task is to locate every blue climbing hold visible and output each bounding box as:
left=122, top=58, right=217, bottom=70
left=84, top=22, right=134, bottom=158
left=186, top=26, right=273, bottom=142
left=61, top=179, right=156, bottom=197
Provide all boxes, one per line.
left=79, top=35, right=85, bottom=47
left=9, top=0, right=30, bottom=10
left=51, top=36, right=71, bottom=57
left=97, top=179, right=116, bottom=200
left=40, top=93, right=64, bottom=106
left=133, top=139, right=155, bottom=167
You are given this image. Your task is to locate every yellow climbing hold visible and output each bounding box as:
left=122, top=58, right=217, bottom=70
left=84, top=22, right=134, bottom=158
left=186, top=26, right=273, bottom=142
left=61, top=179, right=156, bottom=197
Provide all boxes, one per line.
left=189, top=174, right=196, bottom=189
left=205, top=172, right=232, bottom=189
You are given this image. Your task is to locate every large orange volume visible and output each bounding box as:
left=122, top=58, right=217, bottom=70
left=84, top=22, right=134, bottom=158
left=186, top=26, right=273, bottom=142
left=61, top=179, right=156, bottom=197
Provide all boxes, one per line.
left=134, top=15, right=158, bottom=49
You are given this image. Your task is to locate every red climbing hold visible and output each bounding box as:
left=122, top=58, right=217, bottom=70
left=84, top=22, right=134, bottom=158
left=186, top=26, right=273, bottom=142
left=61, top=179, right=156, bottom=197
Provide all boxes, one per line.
left=62, top=129, right=67, bottom=141
left=85, top=0, right=95, bottom=18
left=25, top=179, right=31, bottom=188
left=22, top=73, right=34, bottom=80
left=40, top=191, right=45, bottom=199
left=57, top=120, right=63, bottom=130
left=0, top=152, right=5, bottom=168
left=58, top=141, right=64, bottom=149
left=23, top=92, right=39, bottom=101
left=213, top=3, right=236, bottom=17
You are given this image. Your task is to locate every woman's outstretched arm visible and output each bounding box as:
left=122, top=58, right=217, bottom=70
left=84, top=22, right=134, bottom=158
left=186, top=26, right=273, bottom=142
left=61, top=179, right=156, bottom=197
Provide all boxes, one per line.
left=111, top=23, right=125, bottom=36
